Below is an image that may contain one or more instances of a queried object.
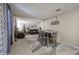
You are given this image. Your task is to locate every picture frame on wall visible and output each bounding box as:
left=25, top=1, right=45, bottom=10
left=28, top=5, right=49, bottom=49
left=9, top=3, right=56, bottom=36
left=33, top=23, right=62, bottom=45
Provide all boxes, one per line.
left=50, top=20, right=59, bottom=25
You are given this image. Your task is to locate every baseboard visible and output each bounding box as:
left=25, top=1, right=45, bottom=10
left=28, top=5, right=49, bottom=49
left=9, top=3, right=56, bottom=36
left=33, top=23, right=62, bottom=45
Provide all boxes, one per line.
left=58, top=41, right=79, bottom=49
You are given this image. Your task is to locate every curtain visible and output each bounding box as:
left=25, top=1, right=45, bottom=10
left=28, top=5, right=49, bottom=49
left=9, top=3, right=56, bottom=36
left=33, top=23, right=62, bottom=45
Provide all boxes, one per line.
left=6, top=3, right=13, bottom=53
left=0, top=3, right=13, bottom=55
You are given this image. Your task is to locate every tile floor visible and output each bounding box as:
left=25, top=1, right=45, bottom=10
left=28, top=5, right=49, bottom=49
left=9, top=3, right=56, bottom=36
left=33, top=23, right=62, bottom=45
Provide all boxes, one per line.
left=9, top=34, right=79, bottom=55
left=9, top=34, right=38, bottom=55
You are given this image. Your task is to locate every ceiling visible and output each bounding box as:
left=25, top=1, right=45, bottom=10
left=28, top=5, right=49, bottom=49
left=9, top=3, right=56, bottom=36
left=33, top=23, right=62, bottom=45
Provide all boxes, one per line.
left=9, top=3, right=79, bottom=20
left=16, top=17, right=43, bottom=25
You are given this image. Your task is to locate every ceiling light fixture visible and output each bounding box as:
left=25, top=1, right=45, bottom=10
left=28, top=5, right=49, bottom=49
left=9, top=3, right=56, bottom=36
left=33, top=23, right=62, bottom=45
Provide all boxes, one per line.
left=56, top=8, right=61, bottom=12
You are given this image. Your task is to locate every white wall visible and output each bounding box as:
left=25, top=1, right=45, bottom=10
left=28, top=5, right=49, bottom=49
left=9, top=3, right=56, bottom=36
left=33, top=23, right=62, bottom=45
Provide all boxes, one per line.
left=38, top=22, right=44, bottom=30
left=14, top=17, right=43, bottom=31
left=43, top=17, right=60, bottom=31
left=40, top=8, right=79, bottom=47
left=59, top=8, right=79, bottom=47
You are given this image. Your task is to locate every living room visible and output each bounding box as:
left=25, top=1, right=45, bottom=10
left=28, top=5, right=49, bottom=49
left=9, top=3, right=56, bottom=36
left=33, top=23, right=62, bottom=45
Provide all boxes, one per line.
left=1, top=3, right=79, bottom=55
